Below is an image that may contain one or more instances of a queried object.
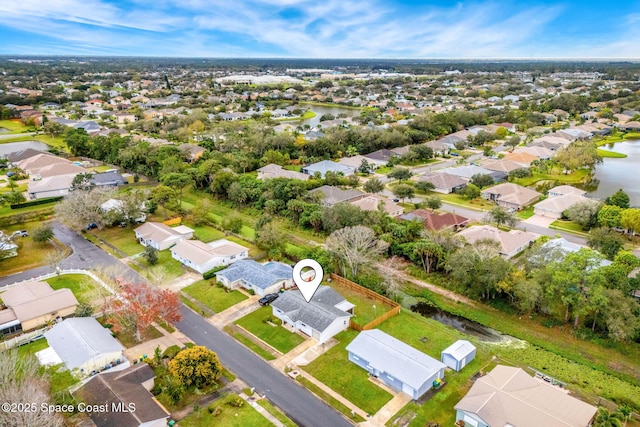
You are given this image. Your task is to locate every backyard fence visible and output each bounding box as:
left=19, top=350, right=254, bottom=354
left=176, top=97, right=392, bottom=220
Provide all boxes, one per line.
left=0, top=328, right=46, bottom=352
left=162, top=216, right=183, bottom=226
left=328, top=273, right=401, bottom=331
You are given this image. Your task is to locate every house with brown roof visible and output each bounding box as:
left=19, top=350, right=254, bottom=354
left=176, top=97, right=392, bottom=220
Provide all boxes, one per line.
left=170, top=238, right=249, bottom=274
left=458, top=225, right=538, bottom=259
left=534, top=186, right=595, bottom=219
left=0, top=281, right=78, bottom=334
left=417, top=172, right=467, bottom=194
left=503, top=151, right=539, bottom=166
left=350, top=194, right=404, bottom=217
left=308, top=185, right=365, bottom=207
left=481, top=183, right=541, bottom=211
left=257, top=163, right=310, bottom=181
left=179, top=143, right=206, bottom=162
left=74, top=363, right=169, bottom=427
left=481, top=159, right=525, bottom=174
left=399, top=209, right=469, bottom=231
left=455, top=365, right=597, bottom=427
left=134, top=222, right=194, bottom=250
left=27, top=173, right=76, bottom=199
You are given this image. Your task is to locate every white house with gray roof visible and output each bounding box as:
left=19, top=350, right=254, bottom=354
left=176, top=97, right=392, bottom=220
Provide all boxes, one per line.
left=346, top=329, right=446, bottom=399
left=215, top=260, right=293, bottom=296
left=271, top=286, right=353, bottom=343
left=43, top=317, right=127, bottom=378
left=301, top=160, right=355, bottom=178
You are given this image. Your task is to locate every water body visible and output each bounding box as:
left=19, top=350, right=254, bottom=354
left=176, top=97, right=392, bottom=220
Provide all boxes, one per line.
left=588, top=140, right=640, bottom=206
left=299, top=104, right=361, bottom=128
left=411, top=301, right=503, bottom=342
left=0, top=140, right=50, bottom=156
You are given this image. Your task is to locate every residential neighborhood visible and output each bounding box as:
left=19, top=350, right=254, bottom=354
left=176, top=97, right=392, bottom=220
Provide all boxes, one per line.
left=1, top=57, right=640, bottom=427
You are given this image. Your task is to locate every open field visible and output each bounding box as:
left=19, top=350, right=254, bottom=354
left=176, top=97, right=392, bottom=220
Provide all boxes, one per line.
left=88, top=225, right=142, bottom=256
left=325, top=279, right=396, bottom=326
left=302, top=329, right=394, bottom=415
left=182, top=280, right=248, bottom=313
left=235, top=306, right=305, bottom=354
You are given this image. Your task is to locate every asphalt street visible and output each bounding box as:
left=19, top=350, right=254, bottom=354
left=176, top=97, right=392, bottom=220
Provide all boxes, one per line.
left=0, top=222, right=146, bottom=287
left=176, top=306, right=354, bottom=427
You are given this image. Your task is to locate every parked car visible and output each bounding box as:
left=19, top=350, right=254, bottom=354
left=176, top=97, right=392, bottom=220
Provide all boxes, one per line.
left=86, top=223, right=98, bottom=230
left=11, top=230, right=28, bottom=237
left=392, top=198, right=400, bottom=202
left=450, top=152, right=460, bottom=157
left=258, top=293, right=279, bottom=306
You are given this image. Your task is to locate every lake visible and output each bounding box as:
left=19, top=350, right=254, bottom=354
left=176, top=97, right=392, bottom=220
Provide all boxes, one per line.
left=588, top=140, right=640, bottom=207
left=0, top=141, right=50, bottom=157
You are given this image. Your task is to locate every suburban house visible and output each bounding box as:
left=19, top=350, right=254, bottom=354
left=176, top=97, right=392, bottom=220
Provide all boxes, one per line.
left=346, top=329, right=446, bottom=400
left=134, top=222, right=194, bottom=250
left=503, top=151, right=539, bottom=167
left=308, top=185, right=365, bottom=207
left=458, top=225, right=538, bottom=259
left=455, top=365, right=597, bottom=427
left=416, top=173, right=467, bottom=194
left=0, top=281, right=78, bottom=335
left=481, top=183, right=541, bottom=211
left=4, top=148, right=49, bottom=163
left=350, top=194, right=404, bottom=217
left=398, top=209, right=469, bottom=231
left=0, top=231, right=18, bottom=259
left=363, top=148, right=399, bottom=166
left=301, top=160, right=355, bottom=178
left=481, top=159, right=526, bottom=174
left=90, top=171, right=128, bottom=188
left=27, top=173, right=76, bottom=199
left=100, top=198, right=146, bottom=223
left=537, top=238, right=612, bottom=268
left=515, top=145, right=554, bottom=160
left=425, top=140, right=450, bottom=156
left=43, top=317, right=127, bottom=378
left=271, top=286, right=354, bottom=343
left=17, top=153, right=84, bottom=179
left=441, top=340, right=476, bottom=372
left=533, top=186, right=596, bottom=219
left=439, top=165, right=507, bottom=183
left=215, top=260, right=293, bottom=296
left=73, top=364, right=169, bottom=427
left=171, top=238, right=249, bottom=274
left=338, top=154, right=381, bottom=171
left=257, top=163, right=310, bottom=181
left=180, top=144, right=206, bottom=162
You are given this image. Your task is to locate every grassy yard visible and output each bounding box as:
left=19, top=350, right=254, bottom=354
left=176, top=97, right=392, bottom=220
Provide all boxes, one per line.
left=257, top=400, right=298, bottom=427
left=16, top=338, right=79, bottom=396
left=597, top=148, right=627, bottom=158
left=302, top=329, right=393, bottom=415
left=296, top=376, right=366, bottom=423
left=0, top=200, right=57, bottom=218
left=88, top=225, right=142, bottom=256
left=235, top=306, right=305, bottom=354
left=183, top=223, right=226, bottom=243
left=136, top=250, right=185, bottom=280
left=512, top=169, right=590, bottom=187
left=182, top=280, right=248, bottom=313
left=325, top=280, right=396, bottom=327
left=434, top=192, right=493, bottom=210
left=0, top=119, right=29, bottom=133
left=47, top=274, right=107, bottom=305
left=549, top=219, right=588, bottom=235
left=223, top=326, right=276, bottom=361
left=178, top=393, right=272, bottom=427
left=0, top=222, right=69, bottom=276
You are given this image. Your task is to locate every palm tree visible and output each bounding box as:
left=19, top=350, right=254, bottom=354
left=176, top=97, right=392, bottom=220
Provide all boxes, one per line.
left=593, top=408, right=624, bottom=427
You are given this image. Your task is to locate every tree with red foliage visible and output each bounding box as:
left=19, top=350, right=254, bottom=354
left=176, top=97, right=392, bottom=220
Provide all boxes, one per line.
left=105, top=281, right=182, bottom=342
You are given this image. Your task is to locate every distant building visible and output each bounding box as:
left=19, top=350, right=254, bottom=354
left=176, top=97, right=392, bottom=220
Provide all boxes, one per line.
left=171, top=239, right=249, bottom=274
left=458, top=225, right=538, bottom=259
left=301, top=160, right=355, bottom=178
left=215, top=260, right=293, bottom=296
left=134, top=222, right=194, bottom=250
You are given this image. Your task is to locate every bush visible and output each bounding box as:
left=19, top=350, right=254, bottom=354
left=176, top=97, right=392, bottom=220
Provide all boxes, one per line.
left=162, top=345, right=182, bottom=359
left=224, top=394, right=244, bottom=408
left=203, top=265, right=227, bottom=280
left=10, top=196, right=62, bottom=209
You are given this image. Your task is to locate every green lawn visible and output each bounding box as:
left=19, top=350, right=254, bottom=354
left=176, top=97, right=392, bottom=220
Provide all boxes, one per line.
left=184, top=223, right=226, bottom=243
left=296, top=376, right=366, bottom=423
left=517, top=206, right=535, bottom=219
left=597, top=148, right=627, bottom=158
left=179, top=394, right=272, bottom=427
left=235, top=306, right=305, bottom=354
left=0, top=119, right=29, bottom=133
left=136, top=250, right=185, bottom=280
left=223, top=326, right=276, bottom=361
left=256, top=400, right=298, bottom=427
left=182, top=280, right=248, bottom=313
left=302, top=330, right=393, bottom=415
left=325, top=280, right=395, bottom=327
left=513, top=169, right=590, bottom=187
left=0, top=134, right=67, bottom=151
left=0, top=222, right=69, bottom=276
left=88, top=225, right=142, bottom=256
left=434, top=192, right=493, bottom=210
left=15, top=338, right=79, bottom=396
left=47, top=274, right=106, bottom=305
left=0, top=202, right=56, bottom=218
left=549, top=219, right=588, bottom=234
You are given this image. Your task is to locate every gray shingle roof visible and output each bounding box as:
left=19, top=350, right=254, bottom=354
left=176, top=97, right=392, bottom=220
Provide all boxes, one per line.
left=271, top=286, right=352, bottom=332
left=216, top=260, right=292, bottom=290
left=44, top=317, right=124, bottom=370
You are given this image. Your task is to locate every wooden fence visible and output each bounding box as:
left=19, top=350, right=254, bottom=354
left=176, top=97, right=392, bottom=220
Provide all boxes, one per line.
left=329, top=274, right=401, bottom=331
left=162, top=216, right=183, bottom=226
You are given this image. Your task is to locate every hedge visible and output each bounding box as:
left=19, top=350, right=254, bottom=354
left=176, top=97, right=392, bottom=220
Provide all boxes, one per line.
left=10, top=196, right=62, bottom=209
left=202, top=265, right=227, bottom=280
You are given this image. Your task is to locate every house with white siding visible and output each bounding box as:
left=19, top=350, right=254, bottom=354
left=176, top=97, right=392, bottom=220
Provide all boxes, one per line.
left=171, top=239, right=248, bottom=274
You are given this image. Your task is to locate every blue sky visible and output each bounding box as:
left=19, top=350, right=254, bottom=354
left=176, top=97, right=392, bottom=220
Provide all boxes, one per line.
left=1, top=1, right=640, bottom=58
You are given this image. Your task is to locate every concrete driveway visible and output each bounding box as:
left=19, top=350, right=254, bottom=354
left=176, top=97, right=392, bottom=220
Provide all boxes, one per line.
left=523, top=214, right=556, bottom=228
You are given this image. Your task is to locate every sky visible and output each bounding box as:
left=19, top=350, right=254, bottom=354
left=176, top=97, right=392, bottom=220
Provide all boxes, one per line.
left=1, top=0, right=640, bottom=59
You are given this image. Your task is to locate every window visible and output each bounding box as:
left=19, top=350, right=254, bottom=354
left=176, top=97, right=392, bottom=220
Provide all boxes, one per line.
left=352, top=355, right=359, bottom=361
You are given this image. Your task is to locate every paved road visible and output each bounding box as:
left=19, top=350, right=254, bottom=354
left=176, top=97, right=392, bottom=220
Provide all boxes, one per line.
left=176, top=307, right=353, bottom=427
left=0, top=222, right=146, bottom=287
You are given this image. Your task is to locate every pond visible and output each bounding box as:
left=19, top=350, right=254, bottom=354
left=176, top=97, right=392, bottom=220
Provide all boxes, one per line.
left=0, top=141, right=50, bottom=156
left=411, top=301, right=503, bottom=342
left=588, top=140, right=640, bottom=207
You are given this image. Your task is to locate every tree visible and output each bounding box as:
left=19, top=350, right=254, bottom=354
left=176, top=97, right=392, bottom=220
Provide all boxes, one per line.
left=190, top=199, right=213, bottom=226
left=620, top=208, right=640, bottom=236
left=105, top=281, right=182, bottom=342
left=144, top=245, right=159, bottom=265
left=55, top=187, right=114, bottom=230
left=71, top=172, right=95, bottom=192
left=413, top=239, right=444, bottom=273
left=222, top=215, right=243, bottom=234
left=64, top=127, right=90, bottom=156
left=43, top=249, right=67, bottom=275
left=415, top=181, right=435, bottom=193
left=151, top=185, right=178, bottom=216
left=393, top=184, right=414, bottom=202
left=593, top=407, right=624, bottom=427
left=363, top=178, right=384, bottom=194
left=508, top=167, right=531, bottom=180
left=163, top=375, right=185, bottom=404
left=346, top=174, right=360, bottom=188
left=43, top=120, right=65, bottom=138
left=169, top=346, right=221, bottom=388
left=598, top=204, right=623, bottom=229
left=388, top=167, right=412, bottom=182
left=32, top=223, right=54, bottom=243
left=565, top=201, right=601, bottom=230
left=555, top=140, right=602, bottom=173
left=255, top=221, right=286, bottom=258
left=425, top=196, right=442, bottom=211
left=0, top=351, right=64, bottom=427
left=161, top=172, right=192, bottom=207
left=463, top=183, right=480, bottom=200
left=358, top=159, right=372, bottom=174
left=486, top=206, right=518, bottom=228
left=587, top=227, right=624, bottom=260
left=470, top=174, right=494, bottom=189
left=602, top=289, right=640, bottom=342
left=605, top=189, right=630, bottom=209
left=505, top=135, right=521, bottom=148
left=321, top=203, right=365, bottom=234
left=326, top=225, right=389, bottom=277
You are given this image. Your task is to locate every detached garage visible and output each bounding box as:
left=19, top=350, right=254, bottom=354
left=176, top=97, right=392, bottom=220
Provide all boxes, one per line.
left=441, top=340, right=476, bottom=372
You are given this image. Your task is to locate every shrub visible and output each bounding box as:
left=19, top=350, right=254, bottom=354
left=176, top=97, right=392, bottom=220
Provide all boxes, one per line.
left=224, top=394, right=244, bottom=408
left=162, top=345, right=182, bottom=359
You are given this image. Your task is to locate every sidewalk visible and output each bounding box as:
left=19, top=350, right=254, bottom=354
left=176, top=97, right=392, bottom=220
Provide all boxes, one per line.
left=123, top=323, right=187, bottom=362
left=360, top=393, right=411, bottom=427
left=269, top=338, right=318, bottom=371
